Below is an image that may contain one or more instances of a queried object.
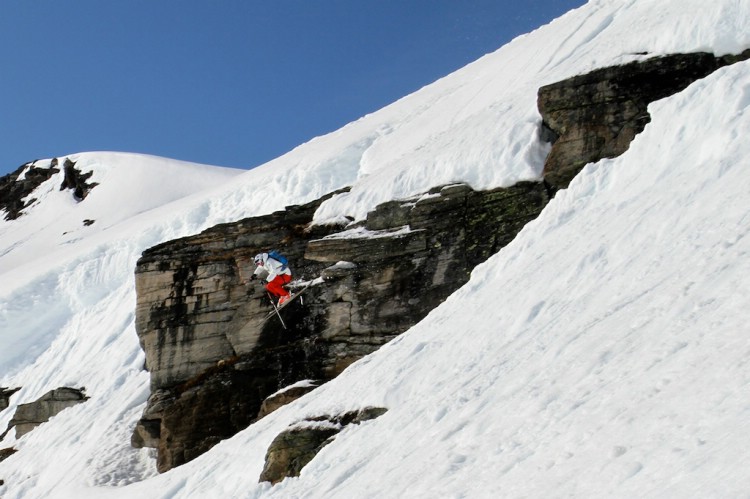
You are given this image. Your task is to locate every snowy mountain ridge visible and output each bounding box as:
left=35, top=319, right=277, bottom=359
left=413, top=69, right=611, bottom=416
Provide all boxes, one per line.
left=0, top=152, right=243, bottom=275
left=1, top=0, right=750, bottom=497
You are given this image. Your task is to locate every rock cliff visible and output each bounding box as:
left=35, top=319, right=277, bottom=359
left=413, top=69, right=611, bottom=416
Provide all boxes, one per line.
left=2, top=387, right=88, bottom=439
left=133, top=181, right=548, bottom=471
left=539, top=50, right=750, bottom=191
left=131, top=50, right=750, bottom=477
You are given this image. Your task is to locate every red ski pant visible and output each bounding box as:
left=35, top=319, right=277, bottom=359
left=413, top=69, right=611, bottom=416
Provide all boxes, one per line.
left=266, top=274, right=291, bottom=297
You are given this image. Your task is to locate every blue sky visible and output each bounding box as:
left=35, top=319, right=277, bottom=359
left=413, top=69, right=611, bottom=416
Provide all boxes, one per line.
left=0, top=1, right=586, bottom=177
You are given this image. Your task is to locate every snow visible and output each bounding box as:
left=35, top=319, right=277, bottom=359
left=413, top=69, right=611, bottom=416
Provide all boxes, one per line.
left=266, top=380, right=319, bottom=400
left=320, top=225, right=415, bottom=240
left=1, top=0, right=750, bottom=497
left=326, top=262, right=357, bottom=272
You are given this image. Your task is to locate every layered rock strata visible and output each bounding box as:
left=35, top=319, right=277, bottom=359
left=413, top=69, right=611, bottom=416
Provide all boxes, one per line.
left=133, top=182, right=548, bottom=472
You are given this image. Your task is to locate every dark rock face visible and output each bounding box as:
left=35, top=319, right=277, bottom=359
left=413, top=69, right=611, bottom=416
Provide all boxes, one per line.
left=538, top=50, right=750, bottom=190
left=3, top=387, right=88, bottom=439
left=133, top=182, right=549, bottom=472
left=0, top=157, right=99, bottom=220
left=0, top=387, right=20, bottom=412
left=259, top=407, right=387, bottom=484
left=0, top=447, right=17, bottom=463
left=155, top=367, right=267, bottom=472
left=59, top=158, right=98, bottom=201
left=0, top=162, right=58, bottom=220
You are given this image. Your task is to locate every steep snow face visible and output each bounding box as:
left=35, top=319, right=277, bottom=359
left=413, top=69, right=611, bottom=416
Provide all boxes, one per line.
left=0, top=0, right=749, bottom=497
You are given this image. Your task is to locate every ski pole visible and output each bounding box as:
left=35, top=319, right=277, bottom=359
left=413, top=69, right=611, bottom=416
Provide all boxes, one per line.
left=267, top=292, right=287, bottom=329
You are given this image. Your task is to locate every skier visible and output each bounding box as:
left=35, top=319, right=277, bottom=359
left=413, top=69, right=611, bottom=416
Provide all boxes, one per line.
left=251, top=252, right=292, bottom=306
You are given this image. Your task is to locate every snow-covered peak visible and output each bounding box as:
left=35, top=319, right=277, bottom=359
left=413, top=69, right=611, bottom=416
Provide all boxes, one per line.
left=0, top=152, right=243, bottom=271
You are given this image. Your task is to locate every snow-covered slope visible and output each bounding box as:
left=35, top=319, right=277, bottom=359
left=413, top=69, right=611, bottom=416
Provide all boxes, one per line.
left=1, top=0, right=749, bottom=497
left=0, top=153, right=244, bottom=375
left=0, top=152, right=243, bottom=279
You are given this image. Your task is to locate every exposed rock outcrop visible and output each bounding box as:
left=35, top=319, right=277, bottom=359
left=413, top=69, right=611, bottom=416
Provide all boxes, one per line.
left=0, top=157, right=99, bottom=220
left=133, top=181, right=548, bottom=472
left=259, top=407, right=387, bottom=484
left=0, top=387, right=20, bottom=412
left=0, top=162, right=58, bottom=220
left=4, top=387, right=88, bottom=439
left=59, top=158, right=98, bottom=201
left=257, top=380, right=320, bottom=420
left=0, top=447, right=17, bottom=463
left=539, top=50, right=750, bottom=191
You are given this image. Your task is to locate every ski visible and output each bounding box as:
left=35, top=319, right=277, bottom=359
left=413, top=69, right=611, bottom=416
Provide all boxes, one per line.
left=263, top=279, right=317, bottom=323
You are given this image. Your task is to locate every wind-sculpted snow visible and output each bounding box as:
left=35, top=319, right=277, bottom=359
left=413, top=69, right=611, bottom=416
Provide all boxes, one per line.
left=1, top=0, right=750, bottom=497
